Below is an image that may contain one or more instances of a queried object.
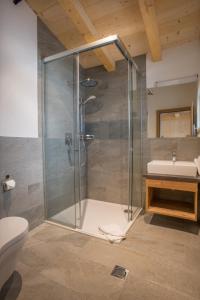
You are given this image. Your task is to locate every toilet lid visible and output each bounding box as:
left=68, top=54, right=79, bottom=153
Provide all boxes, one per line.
left=0, top=217, right=29, bottom=255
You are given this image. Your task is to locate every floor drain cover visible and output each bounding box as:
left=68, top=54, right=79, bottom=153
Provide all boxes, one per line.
left=111, top=265, right=129, bottom=279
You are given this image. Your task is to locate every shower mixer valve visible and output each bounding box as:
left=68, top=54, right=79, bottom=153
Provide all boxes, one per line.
left=65, top=133, right=72, bottom=146
left=80, top=134, right=95, bottom=141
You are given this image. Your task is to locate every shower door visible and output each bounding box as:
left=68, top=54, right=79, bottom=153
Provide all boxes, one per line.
left=43, top=36, right=143, bottom=230
left=128, top=62, right=143, bottom=220
left=44, top=54, right=81, bottom=228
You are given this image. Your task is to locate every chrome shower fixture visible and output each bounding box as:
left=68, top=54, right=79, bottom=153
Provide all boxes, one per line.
left=81, top=95, right=96, bottom=105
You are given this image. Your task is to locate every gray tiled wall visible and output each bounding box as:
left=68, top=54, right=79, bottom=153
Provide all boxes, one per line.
left=0, top=137, right=44, bottom=229
left=85, top=60, right=136, bottom=205
left=144, top=138, right=200, bottom=164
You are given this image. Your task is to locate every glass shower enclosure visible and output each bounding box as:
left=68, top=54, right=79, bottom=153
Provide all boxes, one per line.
left=43, top=35, right=142, bottom=236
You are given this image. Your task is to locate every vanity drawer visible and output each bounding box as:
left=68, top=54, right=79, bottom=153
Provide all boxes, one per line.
left=146, top=179, right=197, bottom=192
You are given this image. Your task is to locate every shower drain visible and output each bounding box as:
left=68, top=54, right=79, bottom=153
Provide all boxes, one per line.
left=111, top=265, right=129, bottom=279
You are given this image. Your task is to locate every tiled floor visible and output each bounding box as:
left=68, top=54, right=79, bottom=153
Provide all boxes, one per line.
left=1, top=213, right=200, bottom=300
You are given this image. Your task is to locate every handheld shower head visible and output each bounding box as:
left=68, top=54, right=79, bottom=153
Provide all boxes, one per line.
left=81, top=95, right=96, bottom=105
left=86, top=95, right=96, bottom=102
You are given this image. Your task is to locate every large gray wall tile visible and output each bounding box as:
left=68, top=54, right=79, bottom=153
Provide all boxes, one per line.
left=0, top=137, right=44, bottom=228
left=85, top=59, right=143, bottom=207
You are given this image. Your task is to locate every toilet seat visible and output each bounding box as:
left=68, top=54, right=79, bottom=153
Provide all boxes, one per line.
left=0, top=217, right=29, bottom=256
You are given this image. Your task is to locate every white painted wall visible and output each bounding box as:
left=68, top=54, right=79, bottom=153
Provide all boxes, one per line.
left=146, top=41, right=200, bottom=88
left=0, top=0, right=38, bottom=137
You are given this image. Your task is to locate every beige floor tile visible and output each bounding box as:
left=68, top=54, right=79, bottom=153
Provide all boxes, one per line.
left=2, top=213, right=200, bottom=300
left=18, top=275, right=85, bottom=300
left=119, top=274, right=198, bottom=300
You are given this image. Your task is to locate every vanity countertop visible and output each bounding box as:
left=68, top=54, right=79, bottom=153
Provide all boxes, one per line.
left=143, top=173, right=200, bottom=183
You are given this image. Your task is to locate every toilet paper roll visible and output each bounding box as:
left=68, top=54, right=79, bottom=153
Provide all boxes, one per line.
left=3, top=179, right=16, bottom=191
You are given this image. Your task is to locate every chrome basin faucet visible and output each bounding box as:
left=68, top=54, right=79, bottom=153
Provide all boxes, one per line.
left=172, top=151, right=176, bottom=163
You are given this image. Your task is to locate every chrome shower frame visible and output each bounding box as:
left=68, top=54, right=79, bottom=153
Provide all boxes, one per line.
left=44, top=35, right=139, bottom=70
left=43, top=35, right=142, bottom=224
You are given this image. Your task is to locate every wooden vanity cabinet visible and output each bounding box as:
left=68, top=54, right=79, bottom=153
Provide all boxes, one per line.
left=145, top=176, right=199, bottom=221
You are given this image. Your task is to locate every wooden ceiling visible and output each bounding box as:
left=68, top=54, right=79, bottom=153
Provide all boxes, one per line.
left=26, top=0, right=200, bottom=70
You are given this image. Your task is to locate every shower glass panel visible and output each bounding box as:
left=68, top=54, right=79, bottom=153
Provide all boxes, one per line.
left=129, top=64, right=143, bottom=219
left=79, top=46, right=131, bottom=225
left=43, top=36, right=142, bottom=235
left=44, top=54, right=78, bottom=227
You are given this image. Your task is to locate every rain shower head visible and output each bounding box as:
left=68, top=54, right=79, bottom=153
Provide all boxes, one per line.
left=80, top=78, right=98, bottom=87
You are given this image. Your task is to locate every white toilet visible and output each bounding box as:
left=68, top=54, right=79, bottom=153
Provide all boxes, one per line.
left=0, top=217, right=29, bottom=289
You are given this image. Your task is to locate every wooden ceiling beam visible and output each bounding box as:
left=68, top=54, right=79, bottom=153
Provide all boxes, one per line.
left=138, top=0, right=161, bottom=61
left=57, top=0, right=115, bottom=71
left=26, top=0, right=200, bottom=68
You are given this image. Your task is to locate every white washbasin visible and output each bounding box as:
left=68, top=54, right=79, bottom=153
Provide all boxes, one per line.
left=147, top=160, right=197, bottom=177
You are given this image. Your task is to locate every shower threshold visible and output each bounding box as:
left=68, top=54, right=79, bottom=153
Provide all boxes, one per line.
left=46, top=199, right=142, bottom=241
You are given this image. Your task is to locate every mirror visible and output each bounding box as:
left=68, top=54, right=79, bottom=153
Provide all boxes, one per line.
left=147, top=78, right=200, bottom=138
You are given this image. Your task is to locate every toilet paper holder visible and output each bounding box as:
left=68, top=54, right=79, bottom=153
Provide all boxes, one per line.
left=1, top=175, right=16, bottom=192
